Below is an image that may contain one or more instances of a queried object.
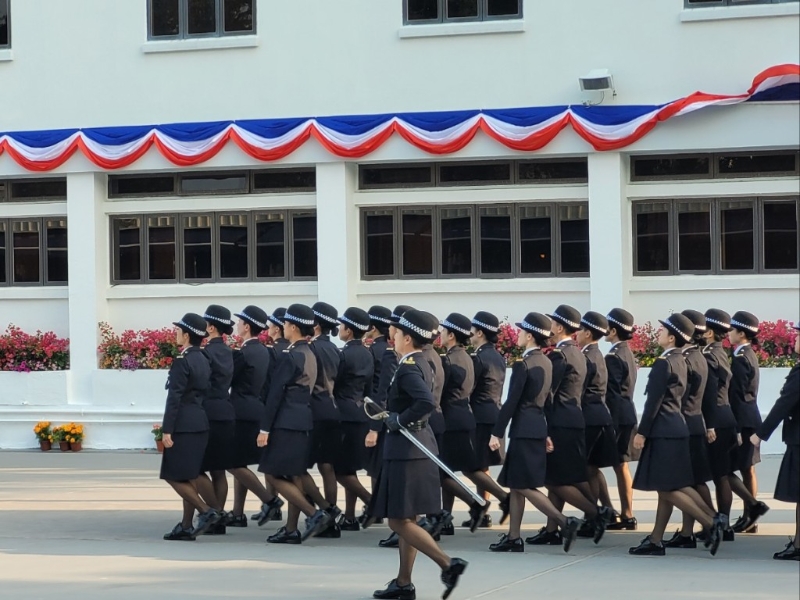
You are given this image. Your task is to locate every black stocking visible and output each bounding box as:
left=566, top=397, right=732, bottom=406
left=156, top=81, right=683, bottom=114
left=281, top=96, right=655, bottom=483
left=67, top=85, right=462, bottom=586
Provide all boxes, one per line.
left=195, top=474, right=221, bottom=510
left=318, top=463, right=339, bottom=506
left=465, top=471, right=508, bottom=502
left=714, top=475, right=733, bottom=518
left=300, top=472, right=330, bottom=510
left=507, top=491, right=525, bottom=539
left=518, top=488, right=567, bottom=527
left=389, top=518, right=450, bottom=572
left=267, top=475, right=316, bottom=518
left=228, top=467, right=273, bottom=514
left=210, top=470, right=228, bottom=508
left=167, top=480, right=209, bottom=514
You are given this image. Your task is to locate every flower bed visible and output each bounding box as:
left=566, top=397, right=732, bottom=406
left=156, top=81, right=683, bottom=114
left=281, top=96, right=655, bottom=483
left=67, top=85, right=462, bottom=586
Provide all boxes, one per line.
left=0, top=325, right=70, bottom=371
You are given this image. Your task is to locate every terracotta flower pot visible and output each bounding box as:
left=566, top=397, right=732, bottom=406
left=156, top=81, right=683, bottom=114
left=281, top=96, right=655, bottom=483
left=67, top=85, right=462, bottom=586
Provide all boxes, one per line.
left=156, top=440, right=165, bottom=453
left=70, top=441, right=83, bottom=452
left=59, top=441, right=70, bottom=452
left=39, top=440, right=52, bottom=452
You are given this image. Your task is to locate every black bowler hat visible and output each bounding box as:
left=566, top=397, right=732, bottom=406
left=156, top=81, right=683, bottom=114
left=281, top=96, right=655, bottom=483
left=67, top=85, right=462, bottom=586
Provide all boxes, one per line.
left=284, top=303, right=316, bottom=329
left=606, top=308, right=635, bottom=335
left=312, top=302, right=339, bottom=329
left=472, top=311, right=500, bottom=335
left=204, top=304, right=233, bottom=335
left=681, top=310, right=707, bottom=334
left=516, top=312, right=552, bottom=338
left=441, top=312, right=473, bottom=338
left=395, top=309, right=440, bottom=343
left=704, top=308, right=731, bottom=333
left=731, top=311, right=760, bottom=335
left=268, top=307, right=287, bottom=329
left=368, top=305, right=392, bottom=327
left=581, top=311, right=609, bottom=337
left=659, top=313, right=694, bottom=343
left=547, top=304, right=582, bottom=332
left=234, top=305, right=268, bottom=330
left=173, top=313, right=209, bottom=338
left=338, top=307, right=371, bottom=332
left=390, top=305, right=415, bottom=325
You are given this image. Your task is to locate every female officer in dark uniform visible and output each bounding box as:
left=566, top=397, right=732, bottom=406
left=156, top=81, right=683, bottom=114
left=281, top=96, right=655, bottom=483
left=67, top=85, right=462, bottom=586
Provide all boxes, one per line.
left=372, top=309, right=468, bottom=600
left=161, top=313, right=219, bottom=541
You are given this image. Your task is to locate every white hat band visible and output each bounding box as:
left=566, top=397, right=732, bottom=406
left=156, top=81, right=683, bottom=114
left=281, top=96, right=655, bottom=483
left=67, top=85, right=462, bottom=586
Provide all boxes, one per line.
left=580, top=318, right=608, bottom=333
left=313, top=310, right=339, bottom=325
left=398, top=316, right=435, bottom=340
left=442, top=319, right=471, bottom=337
left=705, top=317, right=730, bottom=329
left=731, top=319, right=759, bottom=333
left=520, top=321, right=551, bottom=337
left=550, top=313, right=580, bottom=329
left=369, top=314, right=392, bottom=324
left=285, top=312, right=314, bottom=326
left=237, top=312, right=266, bottom=329
left=204, top=313, right=232, bottom=325
left=340, top=315, right=370, bottom=331
left=471, top=319, right=499, bottom=333
left=607, top=316, right=633, bottom=332
left=177, top=320, right=206, bottom=336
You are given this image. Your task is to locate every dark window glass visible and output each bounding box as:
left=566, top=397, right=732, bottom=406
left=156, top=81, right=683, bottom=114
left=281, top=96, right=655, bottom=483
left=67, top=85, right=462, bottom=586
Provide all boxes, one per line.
left=151, top=0, right=180, bottom=37
left=219, top=214, right=249, bottom=279
left=402, top=212, right=433, bottom=276
left=0, top=221, right=6, bottom=283
left=188, top=0, right=217, bottom=34
left=439, top=162, right=511, bottom=185
left=559, top=205, right=589, bottom=273
left=677, top=202, right=712, bottom=271
left=183, top=216, right=213, bottom=279
left=111, top=176, right=175, bottom=196
left=115, top=218, right=142, bottom=281
left=440, top=208, right=472, bottom=275
left=763, top=201, right=798, bottom=270
left=407, top=0, right=440, bottom=20
left=147, top=216, right=176, bottom=280
left=636, top=203, right=670, bottom=272
left=13, top=221, right=40, bottom=284
left=479, top=207, right=512, bottom=274
left=718, top=153, right=797, bottom=176
left=45, top=219, right=68, bottom=283
left=447, top=0, right=478, bottom=18
left=720, top=201, right=754, bottom=271
left=632, top=156, right=711, bottom=179
left=0, top=1, right=8, bottom=47
left=180, top=173, right=247, bottom=194
left=0, top=183, right=5, bottom=201
left=518, top=160, right=588, bottom=182
left=292, top=214, right=317, bottom=278
left=487, top=0, right=521, bottom=15
left=519, top=206, right=552, bottom=274
left=255, top=214, right=285, bottom=278
left=223, top=0, right=253, bottom=32
left=9, top=180, right=67, bottom=201
left=360, top=165, right=433, bottom=188
left=253, top=169, right=316, bottom=191
left=365, top=212, right=395, bottom=277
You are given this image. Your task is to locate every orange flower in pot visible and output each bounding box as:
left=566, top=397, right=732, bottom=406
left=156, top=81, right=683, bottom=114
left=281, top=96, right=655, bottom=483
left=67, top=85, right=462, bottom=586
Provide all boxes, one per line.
left=33, top=421, right=53, bottom=451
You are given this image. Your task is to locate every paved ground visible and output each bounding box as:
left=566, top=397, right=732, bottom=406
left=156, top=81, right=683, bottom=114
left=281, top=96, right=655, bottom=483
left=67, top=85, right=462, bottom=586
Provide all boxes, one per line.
left=0, top=451, right=797, bottom=600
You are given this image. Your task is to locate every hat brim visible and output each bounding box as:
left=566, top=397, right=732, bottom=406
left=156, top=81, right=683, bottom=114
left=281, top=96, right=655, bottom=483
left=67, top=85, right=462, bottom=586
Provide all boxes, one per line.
left=546, top=313, right=579, bottom=330
left=581, top=321, right=608, bottom=336
left=173, top=321, right=208, bottom=337
left=659, top=319, right=690, bottom=342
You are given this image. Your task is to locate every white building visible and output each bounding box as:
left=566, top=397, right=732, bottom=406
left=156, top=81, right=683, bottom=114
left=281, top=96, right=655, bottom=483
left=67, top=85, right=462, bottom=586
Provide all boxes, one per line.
left=0, top=1, right=798, bottom=448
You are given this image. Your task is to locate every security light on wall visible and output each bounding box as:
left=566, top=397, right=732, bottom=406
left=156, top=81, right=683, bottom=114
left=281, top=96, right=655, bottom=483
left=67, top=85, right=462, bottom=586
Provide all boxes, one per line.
left=579, top=69, right=616, bottom=105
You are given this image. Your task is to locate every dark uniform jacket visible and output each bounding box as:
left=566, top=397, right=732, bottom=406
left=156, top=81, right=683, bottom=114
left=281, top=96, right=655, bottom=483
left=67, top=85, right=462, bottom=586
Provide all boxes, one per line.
left=202, top=337, right=235, bottom=422
left=440, top=345, right=476, bottom=432
left=581, top=343, right=612, bottom=427
left=757, top=364, right=799, bottom=446
left=730, top=344, right=762, bottom=431
left=230, top=339, right=271, bottom=422
left=384, top=352, right=438, bottom=460
left=701, top=342, right=738, bottom=430
left=422, top=344, right=446, bottom=436
left=470, top=342, right=506, bottom=425
left=162, top=346, right=211, bottom=435
left=638, top=348, right=689, bottom=439
left=681, top=345, right=708, bottom=435
left=493, top=348, right=552, bottom=440
left=605, top=341, right=638, bottom=427
left=367, top=336, right=389, bottom=397
left=261, top=340, right=316, bottom=432
left=262, top=337, right=291, bottom=403
left=369, top=347, right=399, bottom=433
left=335, top=339, right=374, bottom=423
left=310, top=335, right=342, bottom=422
left=546, top=339, right=586, bottom=429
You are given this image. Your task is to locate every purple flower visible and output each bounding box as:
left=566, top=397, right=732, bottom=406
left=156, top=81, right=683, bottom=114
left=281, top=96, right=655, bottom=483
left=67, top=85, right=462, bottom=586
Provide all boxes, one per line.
left=121, top=355, right=139, bottom=371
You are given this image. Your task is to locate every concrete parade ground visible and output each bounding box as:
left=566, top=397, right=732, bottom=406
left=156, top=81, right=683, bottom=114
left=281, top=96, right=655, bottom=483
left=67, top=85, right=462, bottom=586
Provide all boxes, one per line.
left=0, top=451, right=798, bottom=600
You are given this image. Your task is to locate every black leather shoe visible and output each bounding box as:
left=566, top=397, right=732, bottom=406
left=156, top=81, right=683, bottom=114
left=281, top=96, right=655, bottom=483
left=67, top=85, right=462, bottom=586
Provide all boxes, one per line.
left=526, top=526, right=562, bottom=545
left=257, top=497, right=285, bottom=527
left=226, top=514, right=248, bottom=528
left=440, top=521, right=455, bottom=536
left=441, top=557, right=468, bottom=600
left=607, top=516, right=638, bottom=531
left=379, top=532, right=399, bottom=548
left=467, top=502, right=491, bottom=533
left=723, top=528, right=735, bottom=542
left=498, top=497, right=510, bottom=526
left=163, top=523, right=195, bottom=541
left=460, top=514, right=492, bottom=528
left=576, top=519, right=594, bottom=538
left=562, top=517, right=580, bottom=553
left=191, top=509, right=221, bottom=536
left=326, top=505, right=343, bottom=521
left=426, top=512, right=452, bottom=539
left=629, top=536, right=665, bottom=556
left=317, top=523, right=342, bottom=538
left=373, top=579, right=416, bottom=600
left=773, top=541, right=800, bottom=561
left=732, top=501, right=769, bottom=533
left=706, top=515, right=723, bottom=556
left=340, top=518, right=360, bottom=532
left=593, top=506, right=612, bottom=544
left=267, top=527, right=301, bottom=544
left=663, top=530, right=696, bottom=549
left=302, top=509, right=333, bottom=541
left=203, top=521, right=227, bottom=535
left=742, top=523, right=759, bottom=534
left=489, top=533, right=524, bottom=553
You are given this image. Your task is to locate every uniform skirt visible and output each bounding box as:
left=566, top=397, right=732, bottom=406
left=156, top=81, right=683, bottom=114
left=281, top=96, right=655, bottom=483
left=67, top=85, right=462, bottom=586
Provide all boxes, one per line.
left=633, top=437, right=694, bottom=492
left=688, top=434, right=713, bottom=485
left=366, top=430, right=385, bottom=478
left=774, top=444, right=799, bottom=503
left=201, top=420, right=236, bottom=472
left=733, top=426, right=761, bottom=473
left=616, top=423, right=637, bottom=463
left=258, top=429, right=312, bottom=479
left=308, top=420, right=342, bottom=467
left=586, top=425, right=621, bottom=469
left=440, top=430, right=480, bottom=473
left=232, top=419, right=262, bottom=468
left=373, top=458, right=442, bottom=519
left=335, top=421, right=370, bottom=475
left=475, top=423, right=504, bottom=469
left=545, top=427, right=588, bottom=486
left=160, top=431, right=209, bottom=481
left=707, top=427, right=737, bottom=479
left=499, top=438, right=546, bottom=489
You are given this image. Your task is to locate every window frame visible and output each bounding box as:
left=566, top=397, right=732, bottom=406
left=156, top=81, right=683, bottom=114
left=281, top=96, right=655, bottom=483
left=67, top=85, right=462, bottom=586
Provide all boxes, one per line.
left=477, top=204, right=515, bottom=279
left=673, top=199, right=716, bottom=275
left=144, top=213, right=179, bottom=284
left=43, top=217, right=69, bottom=287
left=437, top=160, right=513, bottom=187
left=360, top=208, right=398, bottom=280
left=0, top=178, right=68, bottom=203
left=180, top=213, right=217, bottom=283
left=684, top=0, right=798, bottom=7
left=288, top=209, right=319, bottom=281
left=108, top=174, right=178, bottom=199
left=147, top=0, right=256, bottom=41
left=111, top=215, right=146, bottom=284
left=717, top=197, right=758, bottom=275
left=1, top=216, right=68, bottom=287
left=251, top=167, right=317, bottom=194
left=760, top=197, right=800, bottom=273
left=632, top=201, right=673, bottom=276
left=402, top=0, right=523, bottom=25
left=714, top=151, right=800, bottom=179
left=216, top=212, right=251, bottom=282
left=0, top=0, right=10, bottom=49
left=0, top=218, right=8, bottom=286
left=631, top=151, right=800, bottom=182
left=253, top=211, right=289, bottom=282
left=177, top=171, right=250, bottom=196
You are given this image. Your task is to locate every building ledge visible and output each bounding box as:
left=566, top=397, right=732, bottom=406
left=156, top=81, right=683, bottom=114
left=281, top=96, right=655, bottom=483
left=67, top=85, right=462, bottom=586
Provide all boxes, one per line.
left=107, top=280, right=317, bottom=300
left=680, top=3, right=799, bottom=22
left=0, top=286, right=68, bottom=299
left=0, top=48, right=13, bottom=62
left=629, top=273, right=799, bottom=292
left=141, top=35, right=259, bottom=55
left=398, top=20, right=525, bottom=39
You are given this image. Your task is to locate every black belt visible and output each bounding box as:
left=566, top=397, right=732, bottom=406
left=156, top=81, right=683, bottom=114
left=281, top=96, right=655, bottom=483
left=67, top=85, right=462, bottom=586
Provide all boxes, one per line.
left=405, top=420, right=428, bottom=432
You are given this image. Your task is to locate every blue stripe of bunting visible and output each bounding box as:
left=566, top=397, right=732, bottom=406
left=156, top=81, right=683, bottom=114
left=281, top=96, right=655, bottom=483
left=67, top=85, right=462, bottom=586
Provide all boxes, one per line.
left=569, top=104, right=663, bottom=125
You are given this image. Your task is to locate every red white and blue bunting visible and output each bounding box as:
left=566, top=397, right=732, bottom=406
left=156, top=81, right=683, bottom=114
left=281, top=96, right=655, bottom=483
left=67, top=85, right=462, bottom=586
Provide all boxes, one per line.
left=1, top=64, right=797, bottom=172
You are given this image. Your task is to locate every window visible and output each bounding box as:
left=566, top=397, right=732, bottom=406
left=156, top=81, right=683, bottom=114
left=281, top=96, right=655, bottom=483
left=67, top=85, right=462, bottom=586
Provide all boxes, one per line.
left=0, top=217, right=68, bottom=286
left=633, top=197, right=799, bottom=275
left=0, top=0, right=9, bottom=48
left=361, top=202, right=589, bottom=279
left=404, top=0, right=522, bottom=23
left=631, top=151, right=799, bottom=181
left=148, top=0, right=255, bottom=39
left=685, top=0, right=798, bottom=7
left=110, top=210, right=316, bottom=284
left=0, top=178, right=67, bottom=202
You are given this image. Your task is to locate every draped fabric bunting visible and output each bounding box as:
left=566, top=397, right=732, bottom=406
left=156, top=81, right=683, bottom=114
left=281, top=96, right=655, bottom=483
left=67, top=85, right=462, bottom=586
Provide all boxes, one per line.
left=1, top=64, right=797, bottom=172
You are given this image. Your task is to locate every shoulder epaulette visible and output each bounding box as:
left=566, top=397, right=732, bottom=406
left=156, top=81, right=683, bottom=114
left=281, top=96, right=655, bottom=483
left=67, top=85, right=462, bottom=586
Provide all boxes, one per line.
left=402, top=357, right=416, bottom=365
left=176, top=354, right=184, bottom=360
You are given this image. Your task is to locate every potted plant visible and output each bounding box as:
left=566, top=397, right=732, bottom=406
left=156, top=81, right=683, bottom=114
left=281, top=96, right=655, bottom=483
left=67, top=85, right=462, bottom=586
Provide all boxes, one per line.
left=63, top=422, right=85, bottom=452
left=152, top=423, right=164, bottom=453
left=52, top=426, right=69, bottom=451
left=33, top=421, right=53, bottom=451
